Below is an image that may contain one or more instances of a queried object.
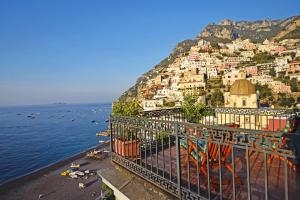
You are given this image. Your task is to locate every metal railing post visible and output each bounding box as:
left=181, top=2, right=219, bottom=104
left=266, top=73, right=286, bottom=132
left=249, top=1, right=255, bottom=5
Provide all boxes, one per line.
left=110, top=116, right=113, bottom=153
left=175, top=122, right=182, bottom=199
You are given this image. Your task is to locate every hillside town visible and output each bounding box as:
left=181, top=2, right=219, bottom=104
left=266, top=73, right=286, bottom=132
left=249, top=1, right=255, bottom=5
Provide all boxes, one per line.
left=140, top=38, right=300, bottom=110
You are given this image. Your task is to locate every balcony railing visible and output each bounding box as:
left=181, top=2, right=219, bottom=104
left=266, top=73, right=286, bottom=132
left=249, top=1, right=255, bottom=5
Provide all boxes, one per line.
left=109, top=108, right=300, bottom=200
left=142, top=107, right=300, bottom=132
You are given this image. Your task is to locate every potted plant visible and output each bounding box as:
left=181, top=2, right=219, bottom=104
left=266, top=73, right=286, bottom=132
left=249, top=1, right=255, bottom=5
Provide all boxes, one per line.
left=114, top=127, right=141, bottom=159
left=112, top=100, right=142, bottom=159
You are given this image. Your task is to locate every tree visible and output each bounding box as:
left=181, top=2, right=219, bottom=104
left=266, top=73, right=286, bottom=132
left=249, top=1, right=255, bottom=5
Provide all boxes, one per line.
left=252, top=52, right=275, bottom=64
left=279, top=97, right=289, bottom=107
left=182, top=95, right=211, bottom=123
left=290, top=78, right=299, bottom=92
left=164, top=101, right=175, bottom=107
left=210, top=89, right=224, bottom=107
left=278, top=95, right=295, bottom=108
left=269, top=67, right=276, bottom=77
left=112, top=100, right=142, bottom=117
left=288, top=97, right=295, bottom=105
left=255, top=84, right=273, bottom=105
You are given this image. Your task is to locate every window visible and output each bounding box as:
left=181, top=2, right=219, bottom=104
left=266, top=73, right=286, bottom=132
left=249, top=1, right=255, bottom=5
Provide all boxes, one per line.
left=233, top=102, right=236, bottom=107
left=242, top=100, right=247, bottom=107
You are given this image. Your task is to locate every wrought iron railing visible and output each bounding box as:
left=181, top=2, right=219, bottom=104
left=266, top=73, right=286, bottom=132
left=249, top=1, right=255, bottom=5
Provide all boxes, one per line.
left=142, top=107, right=300, bottom=133
left=110, top=115, right=300, bottom=200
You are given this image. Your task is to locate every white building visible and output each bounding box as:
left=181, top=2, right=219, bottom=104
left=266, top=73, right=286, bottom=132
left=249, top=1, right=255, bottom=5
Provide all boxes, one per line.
left=247, top=75, right=273, bottom=85
left=207, top=67, right=218, bottom=78
left=143, top=99, right=164, bottom=111
left=153, top=88, right=170, bottom=99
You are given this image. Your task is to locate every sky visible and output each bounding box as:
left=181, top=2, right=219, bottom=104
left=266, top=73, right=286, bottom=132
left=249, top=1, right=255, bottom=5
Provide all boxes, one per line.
left=0, top=0, right=299, bottom=106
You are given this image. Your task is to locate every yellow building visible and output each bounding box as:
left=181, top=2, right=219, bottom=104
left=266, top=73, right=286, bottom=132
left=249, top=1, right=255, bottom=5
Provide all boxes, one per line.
left=178, top=74, right=206, bottom=96
left=224, top=79, right=258, bottom=108
left=217, top=79, right=263, bottom=129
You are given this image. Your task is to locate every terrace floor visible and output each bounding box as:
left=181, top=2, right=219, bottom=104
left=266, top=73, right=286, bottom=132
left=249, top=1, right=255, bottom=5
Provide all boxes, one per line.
left=136, top=144, right=300, bottom=200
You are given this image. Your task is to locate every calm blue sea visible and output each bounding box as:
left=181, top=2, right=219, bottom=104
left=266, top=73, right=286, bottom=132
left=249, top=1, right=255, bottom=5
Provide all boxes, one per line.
left=0, top=103, right=111, bottom=184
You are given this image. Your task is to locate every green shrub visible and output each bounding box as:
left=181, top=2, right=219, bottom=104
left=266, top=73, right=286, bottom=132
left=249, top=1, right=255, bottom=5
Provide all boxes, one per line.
left=101, top=183, right=115, bottom=200
left=112, top=100, right=142, bottom=117
left=252, top=52, right=274, bottom=64
left=182, top=95, right=211, bottom=123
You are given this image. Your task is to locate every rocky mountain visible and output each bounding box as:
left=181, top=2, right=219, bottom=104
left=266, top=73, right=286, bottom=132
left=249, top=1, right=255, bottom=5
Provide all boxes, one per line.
left=199, top=16, right=300, bottom=43
left=118, top=15, right=300, bottom=102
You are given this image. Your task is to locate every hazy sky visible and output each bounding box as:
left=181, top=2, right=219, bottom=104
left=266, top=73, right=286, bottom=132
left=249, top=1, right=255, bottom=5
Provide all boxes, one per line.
left=0, top=0, right=299, bottom=106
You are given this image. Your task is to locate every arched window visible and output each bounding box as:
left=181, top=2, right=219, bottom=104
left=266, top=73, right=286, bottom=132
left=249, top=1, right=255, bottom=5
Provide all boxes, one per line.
left=242, top=100, right=247, bottom=107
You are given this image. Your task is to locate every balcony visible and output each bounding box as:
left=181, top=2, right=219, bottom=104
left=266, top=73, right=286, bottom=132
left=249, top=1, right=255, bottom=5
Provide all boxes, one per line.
left=109, top=107, right=300, bottom=199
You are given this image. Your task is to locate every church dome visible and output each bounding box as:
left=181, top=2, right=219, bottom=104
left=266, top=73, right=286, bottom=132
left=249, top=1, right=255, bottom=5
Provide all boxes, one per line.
left=230, top=79, right=255, bottom=95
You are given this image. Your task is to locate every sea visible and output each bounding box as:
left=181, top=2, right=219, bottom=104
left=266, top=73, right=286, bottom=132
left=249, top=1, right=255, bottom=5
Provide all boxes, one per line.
left=0, top=103, right=111, bottom=185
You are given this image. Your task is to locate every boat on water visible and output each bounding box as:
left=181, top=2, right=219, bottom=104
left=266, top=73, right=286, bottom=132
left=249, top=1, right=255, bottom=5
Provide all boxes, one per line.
left=96, top=131, right=108, bottom=136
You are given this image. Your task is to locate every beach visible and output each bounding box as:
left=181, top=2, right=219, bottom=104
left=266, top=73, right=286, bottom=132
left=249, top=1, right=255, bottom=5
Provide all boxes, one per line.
left=0, top=142, right=110, bottom=200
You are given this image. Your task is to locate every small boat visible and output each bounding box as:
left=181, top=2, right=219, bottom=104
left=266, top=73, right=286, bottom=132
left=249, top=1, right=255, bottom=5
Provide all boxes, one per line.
left=70, top=174, right=78, bottom=179
left=99, top=140, right=105, bottom=144
left=60, top=170, right=70, bottom=176
left=96, top=132, right=108, bottom=136
left=70, top=163, right=80, bottom=168
left=74, top=171, right=84, bottom=176
left=91, top=120, right=96, bottom=123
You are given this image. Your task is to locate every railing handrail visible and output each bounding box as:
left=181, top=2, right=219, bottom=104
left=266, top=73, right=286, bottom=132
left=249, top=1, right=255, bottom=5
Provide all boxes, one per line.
left=110, top=115, right=297, bottom=157
left=111, top=115, right=284, bottom=134
left=142, top=107, right=300, bottom=116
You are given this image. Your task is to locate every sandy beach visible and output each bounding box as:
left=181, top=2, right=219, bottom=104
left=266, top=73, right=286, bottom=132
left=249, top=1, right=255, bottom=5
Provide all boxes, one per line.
left=0, top=142, right=111, bottom=200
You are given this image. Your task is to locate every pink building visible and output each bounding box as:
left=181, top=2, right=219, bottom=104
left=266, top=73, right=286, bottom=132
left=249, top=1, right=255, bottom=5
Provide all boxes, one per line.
left=245, top=66, right=258, bottom=76
left=286, top=61, right=300, bottom=76
left=189, top=52, right=200, bottom=61
left=272, top=46, right=287, bottom=54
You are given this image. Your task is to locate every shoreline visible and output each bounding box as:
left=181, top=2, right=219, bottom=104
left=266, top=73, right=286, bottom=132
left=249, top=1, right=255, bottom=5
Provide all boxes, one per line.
left=0, top=141, right=110, bottom=192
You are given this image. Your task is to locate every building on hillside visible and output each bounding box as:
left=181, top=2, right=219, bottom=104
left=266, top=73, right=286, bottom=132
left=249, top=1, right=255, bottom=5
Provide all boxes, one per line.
left=188, top=52, right=201, bottom=61
left=247, top=75, right=273, bottom=85
left=223, top=69, right=246, bottom=86
left=244, top=66, right=258, bottom=76
left=217, top=79, right=270, bottom=130
left=271, top=46, right=287, bottom=54
left=153, top=88, right=170, bottom=99
left=240, top=50, right=255, bottom=58
left=224, top=79, right=259, bottom=108
left=178, top=74, right=206, bottom=96
left=216, top=79, right=293, bottom=131
left=269, top=81, right=291, bottom=94
left=154, top=75, right=162, bottom=85
left=296, top=48, right=300, bottom=58
left=142, top=99, right=164, bottom=111
left=286, top=61, right=300, bottom=79
left=207, top=67, right=218, bottom=78
left=225, top=56, right=251, bottom=65
left=170, top=76, right=180, bottom=91
left=198, top=39, right=211, bottom=51
left=220, top=48, right=235, bottom=55
left=274, top=56, right=291, bottom=73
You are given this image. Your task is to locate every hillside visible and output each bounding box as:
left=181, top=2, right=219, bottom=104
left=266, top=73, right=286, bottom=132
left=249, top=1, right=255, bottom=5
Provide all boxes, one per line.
left=118, top=15, right=300, bottom=104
